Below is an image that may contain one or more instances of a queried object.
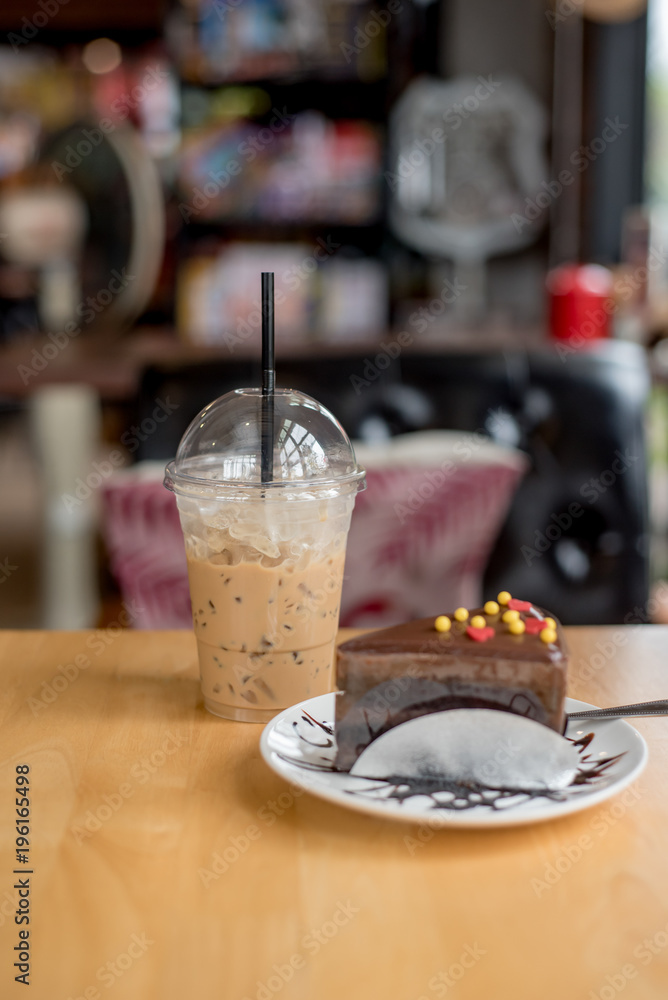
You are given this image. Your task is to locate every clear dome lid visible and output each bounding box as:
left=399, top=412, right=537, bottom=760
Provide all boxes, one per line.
left=164, top=387, right=365, bottom=499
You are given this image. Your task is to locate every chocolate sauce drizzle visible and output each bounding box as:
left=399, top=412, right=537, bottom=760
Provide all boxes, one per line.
left=294, top=711, right=335, bottom=749
left=277, top=711, right=628, bottom=814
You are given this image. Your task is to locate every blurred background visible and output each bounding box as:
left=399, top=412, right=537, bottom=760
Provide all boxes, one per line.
left=1, top=0, right=668, bottom=629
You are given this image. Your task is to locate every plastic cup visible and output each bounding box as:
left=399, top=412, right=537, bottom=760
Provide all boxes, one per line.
left=164, top=387, right=366, bottom=722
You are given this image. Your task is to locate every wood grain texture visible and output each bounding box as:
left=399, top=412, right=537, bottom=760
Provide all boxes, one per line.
left=1, top=626, right=668, bottom=1000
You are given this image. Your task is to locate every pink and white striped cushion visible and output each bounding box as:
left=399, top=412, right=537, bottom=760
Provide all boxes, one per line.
left=100, top=435, right=526, bottom=631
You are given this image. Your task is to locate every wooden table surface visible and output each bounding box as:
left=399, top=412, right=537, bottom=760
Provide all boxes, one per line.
left=1, top=626, right=668, bottom=1000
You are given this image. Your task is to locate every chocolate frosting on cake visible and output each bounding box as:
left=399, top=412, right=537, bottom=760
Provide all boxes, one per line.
left=338, top=609, right=566, bottom=662
left=334, top=601, right=568, bottom=771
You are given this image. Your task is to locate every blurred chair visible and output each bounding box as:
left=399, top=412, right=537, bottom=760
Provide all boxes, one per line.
left=30, top=384, right=100, bottom=628
left=124, top=338, right=649, bottom=625
left=99, top=432, right=526, bottom=631
left=387, top=75, right=548, bottom=323
left=101, top=463, right=190, bottom=629
left=341, top=432, right=527, bottom=627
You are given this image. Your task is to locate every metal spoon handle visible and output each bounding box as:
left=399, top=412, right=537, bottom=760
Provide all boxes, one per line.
left=567, top=699, right=668, bottom=721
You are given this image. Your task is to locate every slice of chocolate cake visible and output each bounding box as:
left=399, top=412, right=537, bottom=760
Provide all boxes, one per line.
left=335, top=594, right=568, bottom=770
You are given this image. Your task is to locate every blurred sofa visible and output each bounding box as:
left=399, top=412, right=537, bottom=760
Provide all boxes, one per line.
left=101, top=432, right=526, bottom=630
left=119, top=338, right=648, bottom=625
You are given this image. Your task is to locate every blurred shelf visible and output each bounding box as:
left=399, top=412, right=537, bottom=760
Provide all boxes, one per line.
left=182, top=79, right=389, bottom=120
left=0, top=0, right=167, bottom=32
left=0, top=325, right=549, bottom=402
left=180, top=217, right=385, bottom=233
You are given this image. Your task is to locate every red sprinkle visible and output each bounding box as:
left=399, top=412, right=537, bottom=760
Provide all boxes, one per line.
left=508, top=598, right=532, bottom=612
left=466, top=625, right=495, bottom=643
left=525, top=618, right=548, bottom=635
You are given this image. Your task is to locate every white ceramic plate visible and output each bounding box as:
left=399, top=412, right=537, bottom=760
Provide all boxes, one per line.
left=259, top=695, right=648, bottom=828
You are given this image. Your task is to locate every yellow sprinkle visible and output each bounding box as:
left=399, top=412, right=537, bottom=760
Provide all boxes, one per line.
left=434, top=615, right=451, bottom=633
left=497, top=591, right=511, bottom=605
left=508, top=619, right=526, bottom=635
left=470, top=615, right=486, bottom=629
left=502, top=609, right=520, bottom=623
left=453, top=607, right=469, bottom=622
left=484, top=600, right=500, bottom=615
left=544, top=617, right=556, bottom=629
left=541, top=628, right=557, bottom=644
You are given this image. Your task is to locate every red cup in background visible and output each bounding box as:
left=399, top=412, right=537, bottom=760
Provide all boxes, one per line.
left=546, top=263, right=614, bottom=345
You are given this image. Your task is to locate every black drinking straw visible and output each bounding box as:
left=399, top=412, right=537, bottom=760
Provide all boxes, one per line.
left=260, top=272, right=275, bottom=483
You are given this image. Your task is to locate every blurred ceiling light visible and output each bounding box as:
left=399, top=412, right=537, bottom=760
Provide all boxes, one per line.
left=82, top=38, right=122, bottom=75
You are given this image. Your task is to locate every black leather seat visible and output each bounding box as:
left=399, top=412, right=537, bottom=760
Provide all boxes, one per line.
left=134, top=339, right=649, bottom=625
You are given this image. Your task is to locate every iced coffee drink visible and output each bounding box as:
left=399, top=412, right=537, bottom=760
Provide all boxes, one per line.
left=180, top=496, right=352, bottom=720
left=164, top=388, right=365, bottom=722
